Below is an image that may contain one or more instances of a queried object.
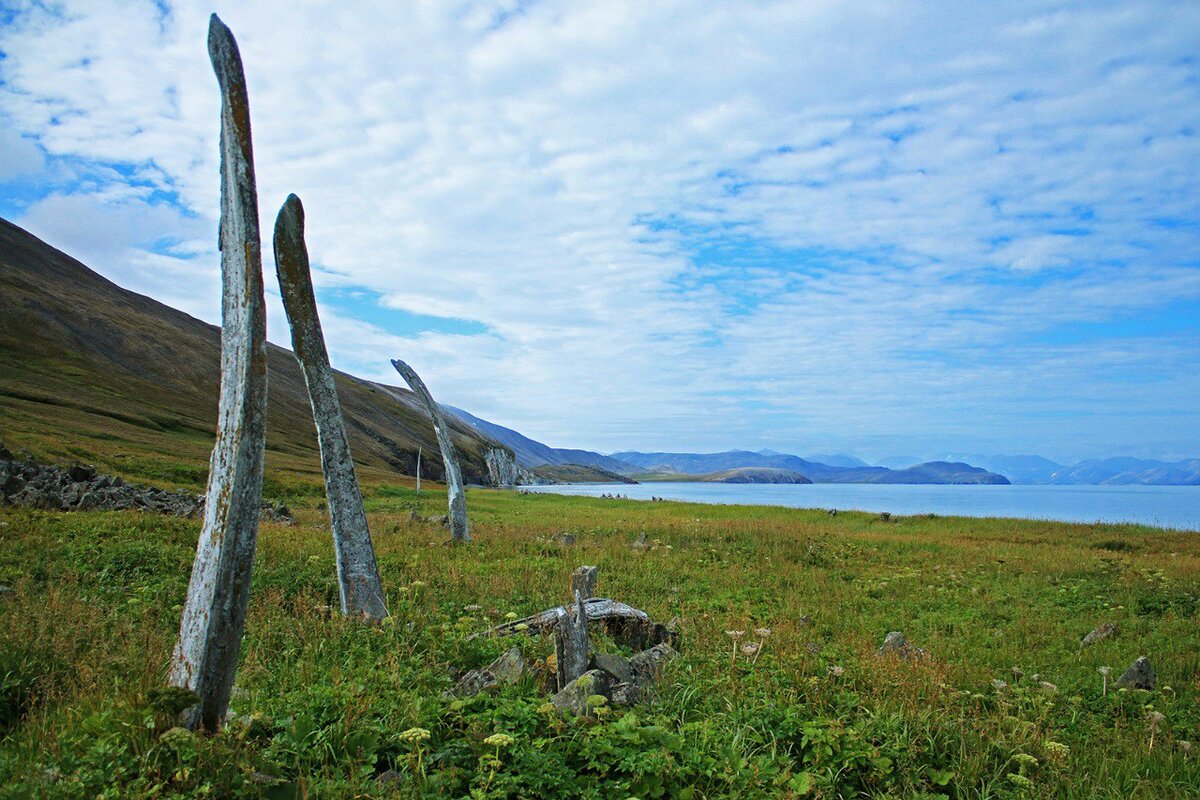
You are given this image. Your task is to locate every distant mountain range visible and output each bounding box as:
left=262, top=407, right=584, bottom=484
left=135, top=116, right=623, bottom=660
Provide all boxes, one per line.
left=695, top=467, right=812, bottom=484
left=612, top=450, right=1009, bottom=485
left=2, top=217, right=1192, bottom=489
left=905, top=454, right=1200, bottom=485
left=443, top=406, right=636, bottom=474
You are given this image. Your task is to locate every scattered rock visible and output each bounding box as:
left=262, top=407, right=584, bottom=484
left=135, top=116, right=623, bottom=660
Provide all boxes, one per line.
left=0, top=453, right=299, bottom=522
left=878, top=631, right=928, bottom=660
left=0, top=585, right=14, bottom=599
left=552, top=532, right=577, bottom=547
left=630, top=532, right=649, bottom=550
left=452, top=647, right=527, bottom=697
left=1081, top=622, right=1118, bottom=648
left=1114, top=656, right=1155, bottom=690
left=67, top=463, right=97, bottom=483
left=591, top=652, right=633, bottom=685
left=551, top=669, right=615, bottom=716
left=376, top=770, right=404, bottom=785
left=804, top=641, right=821, bottom=655
left=260, top=503, right=295, bottom=525
left=583, top=643, right=679, bottom=707
left=3, top=474, right=26, bottom=497
left=827, top=509, right=837, bottom=516
left=0, top=453, right=201, bottom=516
left=406, top=509, right=421, bottom=523
left=628, top=643, right=677, bottom=688
left=0, top=444, right=13, bottom=462
left=879, top=512, right=891, bottom=522
left=249, top=771, right=279, bottom=786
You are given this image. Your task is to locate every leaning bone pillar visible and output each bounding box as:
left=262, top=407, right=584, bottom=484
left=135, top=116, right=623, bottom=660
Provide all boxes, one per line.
left=168, top=14, right=268, bottom=732
left=390, top=359, right=470, bottom=543
left=555, top=589, right=590, bottom=689
left=273, top=195, right=387, bottom=620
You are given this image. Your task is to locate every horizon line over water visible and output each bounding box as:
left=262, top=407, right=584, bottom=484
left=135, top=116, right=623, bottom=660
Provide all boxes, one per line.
left=523, top=482, right=1200, bottom=532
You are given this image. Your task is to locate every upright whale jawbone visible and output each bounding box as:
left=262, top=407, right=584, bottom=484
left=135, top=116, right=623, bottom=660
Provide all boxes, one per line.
left=274, top=194, right=388, bottom=621
left=169, top=14, right=268, bottom=732
left=390, top=359, right=471, bottom=543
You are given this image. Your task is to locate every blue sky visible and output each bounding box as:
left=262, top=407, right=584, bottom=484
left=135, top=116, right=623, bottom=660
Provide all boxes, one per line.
left=1, top=1, right=1198, bottom=463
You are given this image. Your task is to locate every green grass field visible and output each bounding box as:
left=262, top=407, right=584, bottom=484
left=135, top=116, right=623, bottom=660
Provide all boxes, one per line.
left=2, top=479, right=1198, bottom=798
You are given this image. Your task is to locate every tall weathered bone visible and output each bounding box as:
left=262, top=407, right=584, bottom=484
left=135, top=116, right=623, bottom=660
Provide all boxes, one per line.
left=273, top=194, right=387, bottom=620
left=168, top=14, right=268, bottom=732
left=390, top=359, right=470, bottom=542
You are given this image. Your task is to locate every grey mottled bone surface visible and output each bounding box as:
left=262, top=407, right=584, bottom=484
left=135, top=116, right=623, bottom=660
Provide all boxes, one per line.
left=571, top=566, right=598, bottom=600
left=389, top=359, right=470, bottom=542
left=555, top=590, right=590, bottom=689
left=273, top=195, right=387, bottom=620
left=469, top=598, right=650, bottom=640
left=168, top=14, right=268, bottom=732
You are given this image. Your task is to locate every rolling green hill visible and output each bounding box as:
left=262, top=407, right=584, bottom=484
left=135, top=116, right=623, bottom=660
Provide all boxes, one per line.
left=0, top=217, right=503, bottom=492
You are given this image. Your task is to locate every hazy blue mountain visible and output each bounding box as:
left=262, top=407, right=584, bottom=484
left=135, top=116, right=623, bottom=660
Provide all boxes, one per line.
left=938, top=454, right=1064, bottom=484
left=874, top=455, right=923, bottom=469
left=928, top=453, right=1200, bottom=485
left=881, top=461, right=1009, bottom=485
left=697, top=467, right=812, bottom=484
left=807, top=453, right=869, bottom=468
left=610, top=450, right=1008, bottom=485
left=1049, top=457, right=1200, bottom=486
left=444, top=405, right=637, bottom=473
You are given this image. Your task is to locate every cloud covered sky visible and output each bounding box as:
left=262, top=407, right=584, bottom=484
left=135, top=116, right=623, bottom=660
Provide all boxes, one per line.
left=2, top=1, right=1198, bottom=463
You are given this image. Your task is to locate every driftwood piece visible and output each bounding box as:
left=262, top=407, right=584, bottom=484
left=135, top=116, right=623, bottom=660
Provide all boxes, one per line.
left=555, top=590, right=590, bottom=690
left=571, top=565, right=598, bottom=600
left=273, top=195, right=387, bottom=620
left=168, top=14, right=268, bottom=732
left=389, top=359, right=469, bottom=543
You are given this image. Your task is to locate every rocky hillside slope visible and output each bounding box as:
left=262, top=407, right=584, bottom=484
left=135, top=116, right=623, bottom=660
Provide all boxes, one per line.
left=0, top=217, right=507, bottom=488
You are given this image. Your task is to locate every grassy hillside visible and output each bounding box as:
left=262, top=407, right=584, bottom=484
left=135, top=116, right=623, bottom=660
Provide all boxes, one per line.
left=0, top=217, right=502, bottom=491
left=530, top=463, right=637, bottom=484
left=2, top=484, right=1198, bottom=798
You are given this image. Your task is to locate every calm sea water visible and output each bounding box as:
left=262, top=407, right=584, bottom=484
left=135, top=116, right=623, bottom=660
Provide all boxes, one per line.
left=523, top=482, right=1200, bottom=532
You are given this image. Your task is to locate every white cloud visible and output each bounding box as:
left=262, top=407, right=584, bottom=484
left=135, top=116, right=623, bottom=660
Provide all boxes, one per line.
left=1, top=0, right=1198, bottom=462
